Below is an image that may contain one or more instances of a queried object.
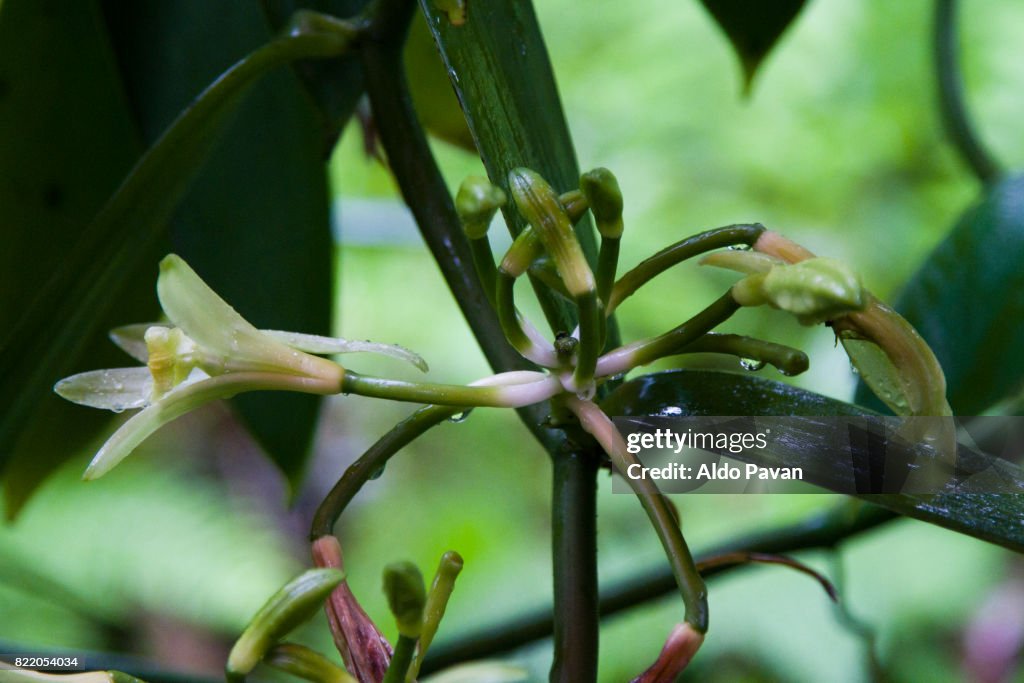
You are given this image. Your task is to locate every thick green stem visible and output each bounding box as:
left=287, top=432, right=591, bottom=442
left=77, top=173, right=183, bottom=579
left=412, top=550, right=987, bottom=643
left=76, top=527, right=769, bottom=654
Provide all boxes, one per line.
left=596, top=237, right=620, bottom=309
left=677, top=333, right=808, bottom=376
left=550, top=444, right=600, bottom=682
left=934, top=0, right=1002, bottom=184
left=608, top=224, right=765, bottom=313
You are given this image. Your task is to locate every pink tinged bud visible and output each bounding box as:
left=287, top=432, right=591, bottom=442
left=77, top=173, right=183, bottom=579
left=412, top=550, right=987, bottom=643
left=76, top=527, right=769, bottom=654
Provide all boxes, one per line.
left=312, top=536, right=393, bottom=683
left=630, top=623, right=704, bottom=683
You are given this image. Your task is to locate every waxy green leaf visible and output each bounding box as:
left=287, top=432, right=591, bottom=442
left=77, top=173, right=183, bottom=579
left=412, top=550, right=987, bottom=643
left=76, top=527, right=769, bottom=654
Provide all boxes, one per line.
left=604, top=369, right=1024, bottom=552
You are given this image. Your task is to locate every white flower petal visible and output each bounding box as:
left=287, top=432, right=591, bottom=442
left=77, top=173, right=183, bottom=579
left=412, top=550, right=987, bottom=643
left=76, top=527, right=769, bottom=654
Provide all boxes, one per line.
left=82, top=371, right=341, bottom=480
left=54, top=367, right=152, bottom=412
left=262, top=329, right=429, bottom=373
left=156, top=255, right=340, bottom=381
left=109, top=323, right=168, bottom=362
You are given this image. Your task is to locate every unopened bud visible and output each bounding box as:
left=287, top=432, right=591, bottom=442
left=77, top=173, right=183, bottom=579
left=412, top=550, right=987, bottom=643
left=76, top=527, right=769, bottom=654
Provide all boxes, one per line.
left=227, top=568, right=345, bottom=678
left=383, top=562, right=427, bottom=638
left=580, top=167, right=623, bottom=238
left=456, top=176, right=506, bottom=240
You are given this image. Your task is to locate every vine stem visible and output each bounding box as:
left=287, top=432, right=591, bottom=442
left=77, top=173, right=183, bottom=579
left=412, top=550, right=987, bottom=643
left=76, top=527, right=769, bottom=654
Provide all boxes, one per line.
left=934, top=0, right=1002, bottom=184
left=565, top=397, right=708, bottom=633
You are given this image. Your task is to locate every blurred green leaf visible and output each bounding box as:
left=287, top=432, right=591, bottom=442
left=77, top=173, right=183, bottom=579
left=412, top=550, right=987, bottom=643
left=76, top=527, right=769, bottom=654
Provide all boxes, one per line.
left=100, top=1, right=338, bottom=489
left=0, top=0, right=157, bottom=517
left=869, top=174, right=1024, bottom=415
left=603, top=369, right=1024, bottom=552
left=260, top=0, right=370, bottom=152
left=697, top=0, right=807, bottom=93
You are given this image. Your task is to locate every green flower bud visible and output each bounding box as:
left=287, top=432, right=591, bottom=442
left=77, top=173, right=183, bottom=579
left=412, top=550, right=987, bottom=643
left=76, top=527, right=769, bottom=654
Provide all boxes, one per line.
left=558, top=189, right=588, bottom=225
left=722, top=257, right=865, bottom=325
left=227, top=568, right=345, bottom=678
left=456, top=176, right=506, bottom=240
left=580, top=167, right=623, bottom=238
left=508, top=168, right=595, bottom=297
left=382, top=562, right=427, bottom=639
left=760, top=257, right=864, bottom=324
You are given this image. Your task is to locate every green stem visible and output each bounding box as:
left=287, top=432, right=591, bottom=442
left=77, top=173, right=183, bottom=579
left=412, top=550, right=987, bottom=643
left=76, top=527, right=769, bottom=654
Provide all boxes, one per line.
left=596, top=293, right=742, bottom=376
left=419, top=503, right=895, bottom=672
left=467, top=236, right=499, bottom=308
left=340, top=370, right=560, bottom=407
left=596, top=236, right=620, bottom=309
left=608, top=224, right=766, bottom=313
left=549, top=437, right=600, bottom=682
left=310, top=404, right=458, bottom=538
left=408, top=551, right=464, bottom=681
left=382, top=635, right=417, bottom=683
left=572, top=290, right=601, bottom=393
left=566, top=397, right=708, bottom=632
left=934, top=0, right=1002, bottom=184
left=672, top=332, right=808, bottom=377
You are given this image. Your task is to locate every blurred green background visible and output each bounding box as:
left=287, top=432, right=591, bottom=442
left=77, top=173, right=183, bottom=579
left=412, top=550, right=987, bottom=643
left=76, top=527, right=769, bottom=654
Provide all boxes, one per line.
left=2, top=0, right=1024, bottom=681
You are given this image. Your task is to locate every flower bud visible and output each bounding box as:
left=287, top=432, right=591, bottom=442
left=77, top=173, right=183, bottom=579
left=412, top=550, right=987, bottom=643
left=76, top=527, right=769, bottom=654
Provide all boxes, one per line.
left=227, top=568, right=345, bottom=678
left=508, top=167, right=595, bottom=298
left=456, top=176, right=506, bottom=240
left=382, top=562, right=427, bottom=639
left=580, top=167, right=624, bottom=238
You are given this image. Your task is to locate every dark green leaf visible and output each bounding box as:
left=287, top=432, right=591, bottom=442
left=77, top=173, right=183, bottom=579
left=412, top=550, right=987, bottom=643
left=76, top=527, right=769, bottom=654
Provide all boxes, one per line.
left=861, top=174, right=1024, bottom=415
left=103, top=1, right=337, bottom=489
left=698, top=0, right=807, bottom=94
left=604, top=369, right=1024, bottom=552
left=260, top=0, right=370, bottom=152
left=419, top=0, right=604, bottom=336
left=0, top=0, right=156, bottom=516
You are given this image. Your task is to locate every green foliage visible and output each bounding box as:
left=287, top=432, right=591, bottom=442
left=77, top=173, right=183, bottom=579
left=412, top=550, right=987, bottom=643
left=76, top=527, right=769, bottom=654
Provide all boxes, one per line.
left=880, top=174, right=1024, bottom=414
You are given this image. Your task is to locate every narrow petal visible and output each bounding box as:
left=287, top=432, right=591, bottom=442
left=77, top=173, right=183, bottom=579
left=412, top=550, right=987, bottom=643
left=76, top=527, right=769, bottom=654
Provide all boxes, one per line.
left=83, top=371, right=337, bottom=479
left=54, top=367, right=152, bottom=411
left=262, top=329, right=429, bottom=373
left=156, top=255, right=341, bottom=382
left=109, top=323, right=167, bottom=362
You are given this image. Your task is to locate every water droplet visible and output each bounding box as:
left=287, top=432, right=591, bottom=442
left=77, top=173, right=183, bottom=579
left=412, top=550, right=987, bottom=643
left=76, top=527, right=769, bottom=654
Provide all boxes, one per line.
left=110, top=405, right=125, bottom=414
left=739, top=358, right=765, bottom=371
left=369, top=464, right=386, bottom=480
left=448, top=409, right=474, bottom=424
left=659, top=406, right=683, bottom=416
left=728, top=244, right=752, bottom=251
left=575, top=386, right=596, bottom=401
left=778, top=367, right=796, bottom=377
left=849, top=363, right=859, bottom=375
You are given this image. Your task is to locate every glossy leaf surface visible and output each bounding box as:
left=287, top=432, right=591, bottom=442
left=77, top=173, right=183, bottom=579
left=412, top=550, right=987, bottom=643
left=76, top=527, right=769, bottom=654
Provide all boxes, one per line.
left=605, top=370, right=1024, bottom=552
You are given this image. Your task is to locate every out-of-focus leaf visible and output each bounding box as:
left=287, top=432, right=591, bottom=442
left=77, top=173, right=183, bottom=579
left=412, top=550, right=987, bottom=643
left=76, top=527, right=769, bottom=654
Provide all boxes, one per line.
left=260, top=0, right=369, bottom=153
left=405, top=9, right=475, bottom=152
left=863, top=175, right=1024, bottom=415
left=697, top=0, right=807, bottom=93
left=0, top=0, right=157, bottom=517
left=603, top=369, right=1024, bottom=552
left=101, top=1, right=337, bottom=490
left=419, top=0, right=602, bottom=335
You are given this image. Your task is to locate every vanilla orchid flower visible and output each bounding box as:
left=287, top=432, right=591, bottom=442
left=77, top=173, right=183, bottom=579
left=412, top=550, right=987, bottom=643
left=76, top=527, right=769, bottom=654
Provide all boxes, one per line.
left=55, top=254, right=426, bottom=480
